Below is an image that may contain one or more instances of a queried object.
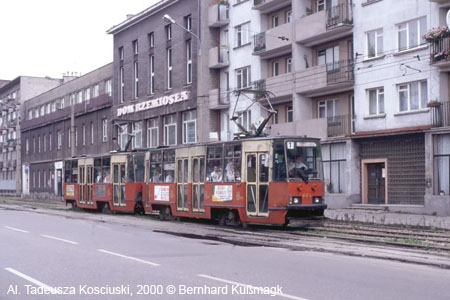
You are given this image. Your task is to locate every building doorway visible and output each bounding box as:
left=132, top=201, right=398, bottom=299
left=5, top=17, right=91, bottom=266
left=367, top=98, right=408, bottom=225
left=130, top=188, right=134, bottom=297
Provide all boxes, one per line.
left=362, top=159, right=388, bottom=204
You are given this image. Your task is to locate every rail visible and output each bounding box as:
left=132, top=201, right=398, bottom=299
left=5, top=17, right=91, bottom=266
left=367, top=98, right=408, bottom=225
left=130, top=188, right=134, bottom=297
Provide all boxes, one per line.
left=326, top=59, right=354, bottom=84
left=326, top=2, right=353, bottom=29
left=327, top=114, right=353, bottom=137
left=431, top=101, right=450, bottom=127
left=429, top=36, right=450, bottom=64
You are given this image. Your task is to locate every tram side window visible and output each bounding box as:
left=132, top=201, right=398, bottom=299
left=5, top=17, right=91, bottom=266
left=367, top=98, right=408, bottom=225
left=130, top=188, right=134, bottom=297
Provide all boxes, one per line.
left=127, top=155, right=135, bottom=183
left=224, top=144, right=241, bottom=182
left=206, top=146, right=223, bottom=182
left=149, top=151, right=162, bottom=183
left=103, top=157, right=111, bottom=183
left=94, top=158, right=102, bottom=182
left=134, top=153, right=145, bottom=182
left=93, top=157, right=111, bottom=183
left=64, top=160, right=78, bottom=183
left=163, top=150, right=175, bottom=183
left=273, top=143, right=287, bottom=181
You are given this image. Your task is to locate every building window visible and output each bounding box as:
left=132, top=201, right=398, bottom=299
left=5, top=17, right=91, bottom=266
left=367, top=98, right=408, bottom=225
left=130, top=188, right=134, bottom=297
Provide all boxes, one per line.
left=77, top=91, right=83, bottom=104
left=236, top=66, right=251, bottom=89
left=272, top=61, right=279, bottom=77
left=44, top=172, right=46, bottom=190
left=40, top=105, right=45, bottom=116
left=34, top=108, right=39, bottom=118
left=398, top=80, right=427, bottom=112
left=167, top=48, right=173, bottom=90
left=149, top=55, right=155, bottom=94
left=368, top=88, right=384, bottom=115
left=367, top=29, right=383, bottom=58
left=286, top=106, right=293, bottom=122
left=93, top=85, right=99, bottom=98
left=318, top=45, right=339, bottom=71
left=133, top=40, right=138, bottom=55
left=183, top=110, right=197, bottom=144
left=57, top=130, right=62, bottom=150
left=164, top=114, right=177, bottom=146
left=271, top=15, right=279, bottom=28
left=397, top=17, right=426, bottom=52
left=286, top=57, right=292, bottom=73
left=38, top=136, right=41, bottom=153
left=238, top=110, right=252, bottom=131
left=147, top=118, right=159, bottom=148
left=43, top=134, right=46, bottom=152
left=38, top=171, right=41, bottom=188
left=90, top=122, right=94, bottom=144
left=322, top=143, right=346, bottom=193
left=28, top=110, right=32, bottom=120
left=435, top=134, right=450, bottom=195
left=186, top=40, right=192, bottom=84
left=85, top=88, right=91, bottom=103
left=133, top=61, right=139, bottom=99
left=118, top=124, right=128, bottom=150
left=119, top=46, right=124, bottom=60
left=51, top=101, right=56, bottom=112
left=286, top=10, right=292, bottom=23
left=185, top=15, right=192, bottom=31
left=102, top=119, right=108, bottom=142
left=119, top=67, right=124, bottom=103
left=105, top=79, right=112, bottom=97
left=235, top=22, right=250, bottom=47
left=318, top=99, right=338, bottom=118
left=26, top=138, right=29, bottom=154
left=148, top=32, right=154, bottom=48
left=70, top=93, right=75, bottom=106
left=49, top=132, right=52, bottom=150
left=46, top=103, right=51, bottom=114
left=68, top=128, right=71, bottom=148
left=133, top=121, right=142, bottom=149
left=166, top=24, right=172, bottom=40
left=318, top=0, right=325, bottom=11
left=75, top=127, right=78, bottom=147
left=82, top=124, right=86, bottom=146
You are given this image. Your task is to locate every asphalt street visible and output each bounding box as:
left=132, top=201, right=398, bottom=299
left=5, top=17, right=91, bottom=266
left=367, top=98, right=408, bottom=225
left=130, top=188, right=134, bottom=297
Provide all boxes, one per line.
left=1, top=206, right=449, bottom=300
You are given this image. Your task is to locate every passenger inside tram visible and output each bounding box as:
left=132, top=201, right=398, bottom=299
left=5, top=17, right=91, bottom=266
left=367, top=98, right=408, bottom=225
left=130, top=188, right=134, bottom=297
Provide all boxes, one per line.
left=210, top=165, right=223, bottom=182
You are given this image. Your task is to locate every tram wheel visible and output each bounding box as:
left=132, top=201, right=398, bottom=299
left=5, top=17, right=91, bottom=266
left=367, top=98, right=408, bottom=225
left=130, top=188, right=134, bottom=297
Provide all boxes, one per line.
left=102, top=202, right=111, bottom=214
left=159, top=206, right=171, bottom=221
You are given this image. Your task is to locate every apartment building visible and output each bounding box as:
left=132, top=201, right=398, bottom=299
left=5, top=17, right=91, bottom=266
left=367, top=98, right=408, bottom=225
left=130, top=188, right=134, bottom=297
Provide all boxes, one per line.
left=0, top=76, right=61, bottom=196
left=21, top=64, right=113, bottom=198
left=107, top=0, right=203, bottom=148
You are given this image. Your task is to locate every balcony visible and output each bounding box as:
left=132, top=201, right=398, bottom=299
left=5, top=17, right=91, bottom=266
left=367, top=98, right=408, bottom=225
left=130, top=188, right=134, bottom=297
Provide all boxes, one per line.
left=296, top=3, right=353, bottom=47
left=208, top=1, right=229, bottom=28
left=268, top=118, right=328, bottom=140
left=253, top=0, right=291, bottom=14
left=253, top=22, right=292, bottom=59
left=208, top=89, right=230, bottom=110
left=428, top=36, right=450, bottom=69
left=295, top=59, right=354, bottom=96
left=327, top=114, right=353, bottom=137
left=209, top=46, right=230, bottom=69
left=264, top=73, right=295, bottom=98
left=431, top=101, right=450, bottom=127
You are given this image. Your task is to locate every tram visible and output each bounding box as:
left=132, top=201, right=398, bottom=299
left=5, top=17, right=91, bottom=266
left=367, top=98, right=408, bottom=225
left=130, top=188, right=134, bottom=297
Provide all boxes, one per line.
left=63, top=136, right=326, bottom=226
left=63, top=152, right=146, bottom=214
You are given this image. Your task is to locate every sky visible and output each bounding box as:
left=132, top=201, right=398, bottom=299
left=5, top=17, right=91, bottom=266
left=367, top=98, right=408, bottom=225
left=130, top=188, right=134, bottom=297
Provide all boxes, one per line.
left=0, top=0, right=160, bottom=80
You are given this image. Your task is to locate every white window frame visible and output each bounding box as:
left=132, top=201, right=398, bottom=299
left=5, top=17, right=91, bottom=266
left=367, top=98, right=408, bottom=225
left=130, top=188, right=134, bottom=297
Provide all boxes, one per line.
left=368, top=87, right=385, bottom=115
left=93, top=85, right=99, bottom=98
left=149, top=32, right=154, bottom=48
left=397, top=17, right=426, bottom=52
left=43, top=134, right=46, bottom=152
left=235, top=22, right=250, bottom=47
left=147, top=118, right=159, bottom=148
left=132, top=121, right=142, bottom=149
left=166, top=25, right=172, bottom=40
left=49, top=132, right=52, bottom=150
left=133, top=40, right=138, bottom=55
left=164, top=114, right=177, bottom=146
left=286, top=10, right=292, bottom=23
left=57, top=131, right=62, bottom=150
left=186, top=15, right=192, bottom=32
left=119, top=47, right=124, bottom=60
left=167, top=48, right=173, bottom=90
left=286, top=57, right=292, bottom=73
left=272, top=61, right=279, bottom=77
left=26, top=138, right=29, bottom=154
left=105, top=79, right=112, bottom=97
left=238, top=110, right=252, bottom=131
left=286, top=106, right=293, bottom=122
left=367, top=29, right=383, bottom=58
left=236, top=66, right=251, bottom=90
left=186, top=40, right=193, bottom=84
left=318, top=99, right=338, bottom=119
left=102, top=119, right=108, bottom=142
left=150, top=55, right=155, bottom=94
left=90, top=122, right=94, bottom=145
left=182, top=110, right=197, bottom=144
left=119, top=67, right=124, bottom=103
left=398, top=80, right=428, bottom=112
left=272, top=15, right=279, bottom=28
left=77, top=91, right=83, bottom=104
left=134, top=61, right=139, bottom=99
left=85, top=88, right=91, bottom=103
left=118, top=124, right=128, bottom=150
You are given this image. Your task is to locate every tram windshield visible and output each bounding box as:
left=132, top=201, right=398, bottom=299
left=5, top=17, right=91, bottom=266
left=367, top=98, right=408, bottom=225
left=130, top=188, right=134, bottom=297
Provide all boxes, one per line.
left=285, top=141, right=322, bottom=182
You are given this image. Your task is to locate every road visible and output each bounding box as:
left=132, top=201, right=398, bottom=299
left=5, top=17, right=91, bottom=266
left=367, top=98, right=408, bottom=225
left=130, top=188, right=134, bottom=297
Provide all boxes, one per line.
left=0, top=205, right=449, bottom=300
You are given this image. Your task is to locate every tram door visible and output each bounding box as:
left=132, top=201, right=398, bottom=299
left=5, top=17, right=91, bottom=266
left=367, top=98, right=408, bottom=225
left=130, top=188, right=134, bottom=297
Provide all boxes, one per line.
left=192, top=157, right=205, bottom=212
left=246, top=152, right=269, bottom=217
left=112, top=155, right=127, bottom=207
left=78, top=162, right=86, bottom=204
left=176, top=158, right=189, bottom=212
left=86, top=164, right=94, bottom=205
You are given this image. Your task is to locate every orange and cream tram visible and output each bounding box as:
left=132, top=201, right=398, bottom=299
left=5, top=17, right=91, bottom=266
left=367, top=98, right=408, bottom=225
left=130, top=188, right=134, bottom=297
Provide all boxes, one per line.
left=144, top=136, right=326, bottom=226
left=64, top=152, right=146, bottom=214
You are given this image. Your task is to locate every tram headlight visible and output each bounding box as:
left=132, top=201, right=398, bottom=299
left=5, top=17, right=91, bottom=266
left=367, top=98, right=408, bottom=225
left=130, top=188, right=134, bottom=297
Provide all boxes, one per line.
left=292, top=197, right=301, bottom=205
left=313, top=197, right=323, bottom=204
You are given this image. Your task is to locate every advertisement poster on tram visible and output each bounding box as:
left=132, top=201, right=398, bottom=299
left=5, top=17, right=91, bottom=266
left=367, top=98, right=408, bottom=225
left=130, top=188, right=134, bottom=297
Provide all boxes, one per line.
left=212, top=185, right=233, bottom=202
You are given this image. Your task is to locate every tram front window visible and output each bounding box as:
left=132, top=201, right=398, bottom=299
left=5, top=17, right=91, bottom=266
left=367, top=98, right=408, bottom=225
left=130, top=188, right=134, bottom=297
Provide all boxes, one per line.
left=286, top=141, right=322, bottom=182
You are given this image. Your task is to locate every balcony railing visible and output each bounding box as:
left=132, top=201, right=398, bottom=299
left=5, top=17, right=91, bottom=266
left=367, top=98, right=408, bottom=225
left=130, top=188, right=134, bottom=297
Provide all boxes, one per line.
left=429, top=36, right=450, bottom=64
left=326, top=59, right=354, bottom=84
left=327, top=114, right=353, bottom=137
left=326, top=3, right=353, bottom=29
left=253, top=32, right=266, bottom=52
left=431, top=101, right=450, bottom=127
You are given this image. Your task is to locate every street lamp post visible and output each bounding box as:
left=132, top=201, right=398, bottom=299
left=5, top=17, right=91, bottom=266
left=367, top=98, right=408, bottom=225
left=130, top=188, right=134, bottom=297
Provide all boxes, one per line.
left=163, top=14, right=201, bottom=55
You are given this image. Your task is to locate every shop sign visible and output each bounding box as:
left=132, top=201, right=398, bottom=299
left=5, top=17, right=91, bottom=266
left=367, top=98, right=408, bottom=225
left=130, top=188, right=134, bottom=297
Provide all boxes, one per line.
left=117, top=91, right=190, bottom=117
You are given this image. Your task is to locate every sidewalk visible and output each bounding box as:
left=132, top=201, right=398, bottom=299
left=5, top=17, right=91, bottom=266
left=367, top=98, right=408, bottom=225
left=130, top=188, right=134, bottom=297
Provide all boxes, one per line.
left=326, top=207, right=450, bottom=230
left=0, top=197, right=68, bottom=211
